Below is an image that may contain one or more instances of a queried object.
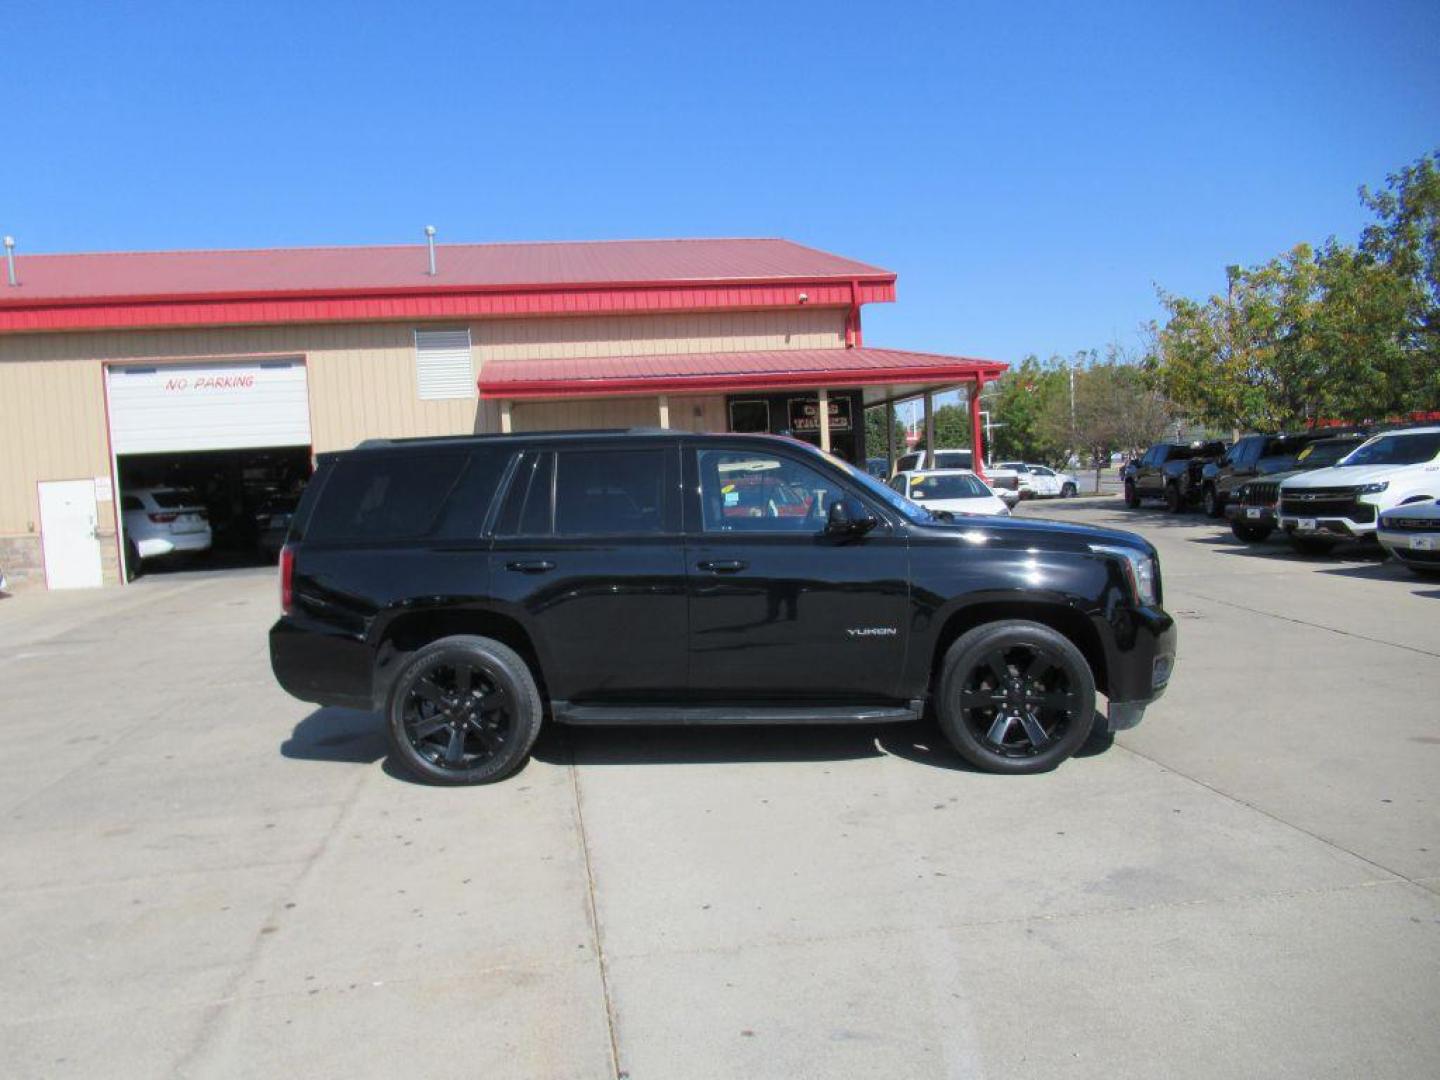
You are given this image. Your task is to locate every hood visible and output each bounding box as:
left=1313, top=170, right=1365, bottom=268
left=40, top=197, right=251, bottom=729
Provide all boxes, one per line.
left=1282, top=464, right=1405, bottom=488
left=1380, top=498, right=1440, bottom=522
left=912, top=510, right=1153, bottom=556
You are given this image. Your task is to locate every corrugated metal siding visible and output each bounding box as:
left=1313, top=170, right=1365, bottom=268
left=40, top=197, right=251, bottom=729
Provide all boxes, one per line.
left=510, top=395, right=726, bottom=433
left=474, top=308, right=843, bottom=362
left=0, top=310, right=830, bottom=535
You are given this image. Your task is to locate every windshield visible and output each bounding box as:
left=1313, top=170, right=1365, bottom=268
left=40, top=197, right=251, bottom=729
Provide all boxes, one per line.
left=1339, top=431, right=1440, bottom=468
left=838, top=459, right=933, bottom=523
left=1295, top=439, right=1359, bottom=469
left=907, top=474, right=991, bottom=500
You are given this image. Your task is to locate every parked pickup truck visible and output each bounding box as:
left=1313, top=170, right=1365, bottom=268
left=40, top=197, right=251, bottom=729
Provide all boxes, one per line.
left=1224, top=433, right=1370, bottom=543
left=270, top=431, right=1177, bottom=784
left=1278, top=426, right=1440, bottom=554
left=1123, top=441, right=1229, bottom=512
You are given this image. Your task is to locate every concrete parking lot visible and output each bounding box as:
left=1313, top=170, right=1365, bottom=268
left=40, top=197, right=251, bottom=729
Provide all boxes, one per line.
left=2, top=500, right=1437, bottom=1079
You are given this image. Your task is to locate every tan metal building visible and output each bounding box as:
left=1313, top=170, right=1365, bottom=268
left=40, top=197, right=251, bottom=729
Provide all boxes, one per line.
left=0, top=238, right=1003, bottom=591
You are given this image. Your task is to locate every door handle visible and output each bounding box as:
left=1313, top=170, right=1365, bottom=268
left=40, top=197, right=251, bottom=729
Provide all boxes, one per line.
left=506, top=559, right=556, bottom=574
left=697, top=559, right=747, bottom=573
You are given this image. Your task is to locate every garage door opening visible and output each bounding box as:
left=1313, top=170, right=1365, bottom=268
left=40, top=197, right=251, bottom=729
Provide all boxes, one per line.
left=117, top=447, right=313, bottom=575
left=106, top=358, right=314, bottom=580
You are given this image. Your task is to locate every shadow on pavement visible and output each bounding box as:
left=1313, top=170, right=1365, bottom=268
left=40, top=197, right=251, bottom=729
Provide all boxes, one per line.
left=283, top=708, right=1121, bottom=781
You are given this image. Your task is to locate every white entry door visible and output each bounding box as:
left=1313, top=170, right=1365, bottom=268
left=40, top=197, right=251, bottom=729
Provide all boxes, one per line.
left=39, top=480, right=104, bottom=589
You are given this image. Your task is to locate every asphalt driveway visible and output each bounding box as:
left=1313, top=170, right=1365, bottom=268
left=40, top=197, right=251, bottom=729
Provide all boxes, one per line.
left=1, top=501, right=1436, bottom=1079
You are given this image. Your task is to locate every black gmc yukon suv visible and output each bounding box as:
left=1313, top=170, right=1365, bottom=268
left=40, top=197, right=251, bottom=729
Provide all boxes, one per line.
left=270, top=431, right=1177, bottom=784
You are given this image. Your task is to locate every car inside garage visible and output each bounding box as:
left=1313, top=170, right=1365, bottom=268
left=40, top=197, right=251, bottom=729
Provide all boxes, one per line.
left=106, top=358, right=313, bottom=577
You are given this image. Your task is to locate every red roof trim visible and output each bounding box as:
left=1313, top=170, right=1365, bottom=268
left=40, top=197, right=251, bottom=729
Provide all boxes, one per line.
left=479, top=347, right=1007, bottom=400
left=0, top=280, right=896, bottom=334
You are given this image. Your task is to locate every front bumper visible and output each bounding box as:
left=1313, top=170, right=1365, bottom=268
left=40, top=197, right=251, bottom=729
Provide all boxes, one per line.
left=1101, top=605, right=1177, bottom=733
left=1278, top=516, right=1374, bottom=540
left=1378, top=528, right=1440, bottom=565
left=1226, top=503, right=1277, bottom=528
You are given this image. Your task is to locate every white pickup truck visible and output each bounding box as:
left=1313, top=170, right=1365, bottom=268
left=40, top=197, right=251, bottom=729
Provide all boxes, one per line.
left=1277, top=426, right=1440, bottom=554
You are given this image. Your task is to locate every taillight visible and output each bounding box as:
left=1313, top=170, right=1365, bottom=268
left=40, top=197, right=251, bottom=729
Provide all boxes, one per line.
left=148, top=512, right=178, bottom=523
left=279, top=544, right=295, bottom=615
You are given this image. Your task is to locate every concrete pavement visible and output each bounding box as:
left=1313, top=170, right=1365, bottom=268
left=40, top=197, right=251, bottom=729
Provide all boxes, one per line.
left=0, top=505, right=1436, bottom=1079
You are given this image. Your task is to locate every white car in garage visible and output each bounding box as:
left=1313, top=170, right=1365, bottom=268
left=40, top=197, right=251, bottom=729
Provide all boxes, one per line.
left=121, top=487, right=213, bottom=566
left=889, top=469, right=1012, bottom=517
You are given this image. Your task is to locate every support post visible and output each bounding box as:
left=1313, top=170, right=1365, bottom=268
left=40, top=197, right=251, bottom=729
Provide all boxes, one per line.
left=499, top=400, right=512, bottom=434
left=817, top=388, right=831, bottom=452
left=969, top=379, right=985, bottom=480
left=658, top=395, right=671, bottom=429
left=885, top=400, right=896, bottom=472
left=923, top=391, right=935, bottom=465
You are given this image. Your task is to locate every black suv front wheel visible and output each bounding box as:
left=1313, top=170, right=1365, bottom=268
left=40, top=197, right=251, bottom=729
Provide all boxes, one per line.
left=937, top=621, right=1096, bottom=774
left=386, top=635, right=543, bottom=785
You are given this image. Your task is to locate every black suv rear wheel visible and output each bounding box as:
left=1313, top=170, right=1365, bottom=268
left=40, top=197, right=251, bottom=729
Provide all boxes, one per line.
left=937, top=621, right=1096, bottom=774
left=386, top=635, right=542, bottom=785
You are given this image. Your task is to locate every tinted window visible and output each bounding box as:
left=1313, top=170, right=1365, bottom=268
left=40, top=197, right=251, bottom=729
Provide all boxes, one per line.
left=896, top=453, right=920, bottom=473
left=933, top=450, right=971, bottom=469
left=495, top=452, right=555, bottom=536
left=306, top=453, right=469, bottom=543
left=908, top=474, right=990, bottom=500
left=555, top=449, right=666, bottom=535
left=698, top=448, right=840, bottom=533
left=431, top=448, right=510, bottom=539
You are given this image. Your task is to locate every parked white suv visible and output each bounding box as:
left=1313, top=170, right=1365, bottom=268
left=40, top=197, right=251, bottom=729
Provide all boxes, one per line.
left=121, top=487, right=213, bottom=567
left=1277, top=427, right=1440, bottom=554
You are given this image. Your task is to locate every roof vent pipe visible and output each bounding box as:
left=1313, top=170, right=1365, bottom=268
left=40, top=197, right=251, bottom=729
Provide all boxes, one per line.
left=424, top=225, right=437, bottom=276
left=3, top=236, right=16, bottom=287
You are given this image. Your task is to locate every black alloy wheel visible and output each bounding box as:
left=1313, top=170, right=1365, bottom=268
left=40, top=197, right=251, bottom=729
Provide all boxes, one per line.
left=937, top=620, right=1096, bottom=774
left=387, top=635, right=542, bottom=785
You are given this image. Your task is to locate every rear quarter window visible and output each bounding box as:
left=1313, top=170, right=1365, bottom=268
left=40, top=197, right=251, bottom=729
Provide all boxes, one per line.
left=305, top=452, right=473, bottom=544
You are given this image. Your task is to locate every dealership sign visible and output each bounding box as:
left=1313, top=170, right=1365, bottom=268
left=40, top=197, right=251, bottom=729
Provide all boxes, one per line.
left=788, top=396, right=852, bottom=433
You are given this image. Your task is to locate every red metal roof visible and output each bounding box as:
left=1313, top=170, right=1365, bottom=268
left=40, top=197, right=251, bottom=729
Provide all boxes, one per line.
left=480, top=347, right=1007, bottom=400
left=0, top=238, right=896, bottom=334
left=1, top=238, right=891, bottom=305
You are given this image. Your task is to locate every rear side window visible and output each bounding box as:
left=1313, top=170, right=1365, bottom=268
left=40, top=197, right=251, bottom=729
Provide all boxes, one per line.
left=306, top=453, right=470, bottom=543
left=555, top=449, right=666, bottom=535
left=495, top=452, right=556, bottom=536
left=152, top=489, right=201, bottom=509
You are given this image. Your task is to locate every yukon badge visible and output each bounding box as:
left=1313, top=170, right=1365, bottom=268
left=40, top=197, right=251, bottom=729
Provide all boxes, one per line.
left=847, top=627, right=898, bottom=638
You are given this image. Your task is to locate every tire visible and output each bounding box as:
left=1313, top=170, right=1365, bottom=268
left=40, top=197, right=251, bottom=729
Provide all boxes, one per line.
left=1288, top=534, right=1337, bottom=556
left=936, top=620, right=1097, bottom=775
left=386, top=635, right=543, bottom=785
left=1202, top=486, right=1222, bottom=518
left=1061, top=482, right=1077, bottom=498
left=1230, top=521, right=1273, bottom=544
left=124, top=539, right=141, bottom=582
left=1163, top=484, right=1183, bottom=514
left=1124, top=481, right=1141, bottom=509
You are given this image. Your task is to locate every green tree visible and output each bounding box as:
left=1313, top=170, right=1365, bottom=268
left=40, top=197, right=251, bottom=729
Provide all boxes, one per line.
left=863, top=406, right=906, bottom=461
left=1044, top=361, right=1170, bottom=485
left=985, top=355, right=1070, bottom=464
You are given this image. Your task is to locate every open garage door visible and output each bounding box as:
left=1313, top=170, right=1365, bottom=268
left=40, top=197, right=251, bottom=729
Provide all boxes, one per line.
left=107, top=359, right=311, bottom=453
left=106, top=359, right=313, bottom=578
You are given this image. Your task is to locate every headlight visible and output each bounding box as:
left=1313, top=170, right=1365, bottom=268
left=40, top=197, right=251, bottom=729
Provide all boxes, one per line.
left=1358, top=482, right=1389, bottom=495
left=1091, top=544, right=1158, bottom=606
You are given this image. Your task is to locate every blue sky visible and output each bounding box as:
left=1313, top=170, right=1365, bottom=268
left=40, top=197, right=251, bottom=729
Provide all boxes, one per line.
left=6, top=1, right=1438, bottom=364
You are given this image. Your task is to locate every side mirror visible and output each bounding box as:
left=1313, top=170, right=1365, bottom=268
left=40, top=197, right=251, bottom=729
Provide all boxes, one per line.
left=826, top=498, right=878, bottom=537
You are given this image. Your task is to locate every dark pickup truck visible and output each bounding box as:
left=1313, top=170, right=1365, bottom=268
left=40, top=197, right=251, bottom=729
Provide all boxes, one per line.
left=1199, top=432, right=1321, bottom=519
left=1124, top=441, right=1228, bottom=512
left=270, top=431, right=1177, bottom=783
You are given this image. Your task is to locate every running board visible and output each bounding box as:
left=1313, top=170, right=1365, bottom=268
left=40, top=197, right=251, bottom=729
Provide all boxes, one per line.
left=551, top=701, right=924, bottom=726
